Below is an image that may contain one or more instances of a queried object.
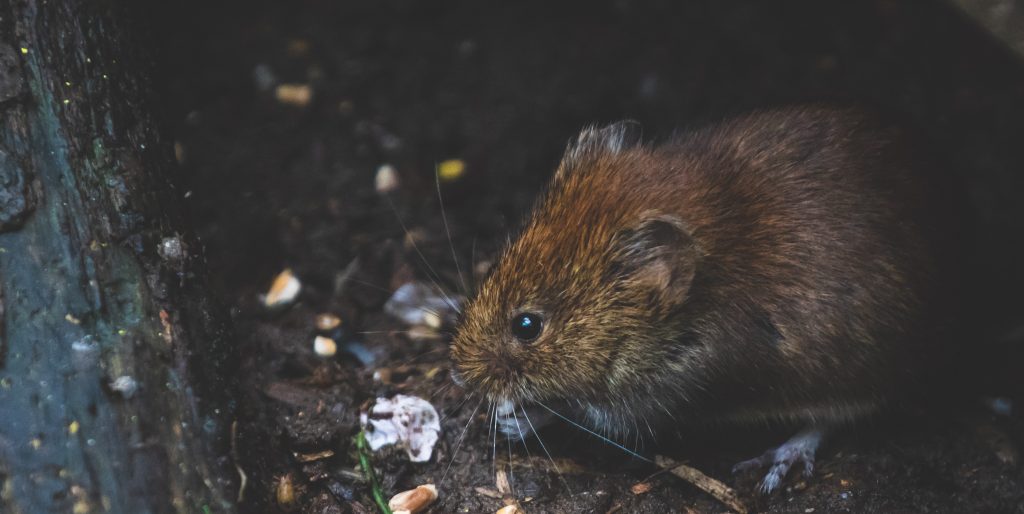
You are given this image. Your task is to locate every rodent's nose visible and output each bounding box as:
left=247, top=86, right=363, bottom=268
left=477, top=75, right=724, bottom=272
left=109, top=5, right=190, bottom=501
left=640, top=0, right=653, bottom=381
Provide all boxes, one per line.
left=484, top=358, right=519, bottom=383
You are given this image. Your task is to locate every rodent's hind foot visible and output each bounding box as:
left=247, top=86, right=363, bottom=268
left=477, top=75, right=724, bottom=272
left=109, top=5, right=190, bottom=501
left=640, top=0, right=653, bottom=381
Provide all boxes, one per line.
left=731, top=427, right=825, bottom=494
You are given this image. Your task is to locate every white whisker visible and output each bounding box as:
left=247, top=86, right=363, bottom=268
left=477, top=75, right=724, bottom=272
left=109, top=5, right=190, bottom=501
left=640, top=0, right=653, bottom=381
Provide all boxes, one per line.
left=383, top=193, right=462, bottom=314
left=435, top=167, right=470, bottom=296
left=439, top=396, right=485, bottom=487
left=519, top=401, right=573, bottom=495
left=535, top=401, right=653, bottom=463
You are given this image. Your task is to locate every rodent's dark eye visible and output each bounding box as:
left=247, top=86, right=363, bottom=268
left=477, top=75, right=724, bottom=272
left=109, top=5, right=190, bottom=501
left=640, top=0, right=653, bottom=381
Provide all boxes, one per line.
left=510, top=312, right=543, bottom=342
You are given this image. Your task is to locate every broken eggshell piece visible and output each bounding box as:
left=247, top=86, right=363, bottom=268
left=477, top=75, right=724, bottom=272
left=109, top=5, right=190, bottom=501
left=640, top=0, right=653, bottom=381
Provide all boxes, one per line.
left=360, top=394, right=441, bottom=462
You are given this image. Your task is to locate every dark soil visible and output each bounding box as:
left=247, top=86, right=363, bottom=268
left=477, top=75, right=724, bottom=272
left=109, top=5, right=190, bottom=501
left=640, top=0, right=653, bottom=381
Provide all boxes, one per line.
left=150, top=0, right=1024, bottom=512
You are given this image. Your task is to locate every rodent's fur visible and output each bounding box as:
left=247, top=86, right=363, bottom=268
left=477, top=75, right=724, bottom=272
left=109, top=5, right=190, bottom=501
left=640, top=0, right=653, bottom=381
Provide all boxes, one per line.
left=451, top=106, right=942, bottom=439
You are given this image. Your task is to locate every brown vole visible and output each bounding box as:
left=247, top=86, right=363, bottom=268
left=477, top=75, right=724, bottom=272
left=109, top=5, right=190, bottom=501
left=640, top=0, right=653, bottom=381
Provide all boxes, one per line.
left=449, top=106, right=945, bottom=491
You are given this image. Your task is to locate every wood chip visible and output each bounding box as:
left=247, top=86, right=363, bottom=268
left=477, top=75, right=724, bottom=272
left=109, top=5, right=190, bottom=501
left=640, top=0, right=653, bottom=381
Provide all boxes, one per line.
left=293, top=449, right=334, bottom=462
left=630, top=481, right=652, bottom=495
left=388, top=484, right=438, bottom=514
left=496, top=505, right=523, bottom=514
left=474, top=487, right=503, bottom=499
left=495, top=468, right=511, bottom=494
left=655, top=456, right=748, bottom=514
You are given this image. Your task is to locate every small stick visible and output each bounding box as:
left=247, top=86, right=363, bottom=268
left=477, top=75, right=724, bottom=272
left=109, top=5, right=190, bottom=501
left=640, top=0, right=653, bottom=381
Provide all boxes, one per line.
left=655, top=455, right=749, bottom=514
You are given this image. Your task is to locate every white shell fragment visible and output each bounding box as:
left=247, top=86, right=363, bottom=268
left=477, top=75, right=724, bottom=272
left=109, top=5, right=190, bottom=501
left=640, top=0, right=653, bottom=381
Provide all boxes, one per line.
left=313, top=336, right=337, bottom=357
left=360, top=394, right=441, bottom=462
left=375, top=164, right=400, bottom=194
left=388, top=484, right=438, bottom=514
left=383, top=282, right=460, bottom=328
left=262, top=269, right=301, bottom=308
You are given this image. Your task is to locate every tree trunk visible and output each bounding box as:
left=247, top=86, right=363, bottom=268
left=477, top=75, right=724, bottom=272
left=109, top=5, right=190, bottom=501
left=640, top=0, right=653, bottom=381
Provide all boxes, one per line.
left=0, top=1, right=237, bottom=513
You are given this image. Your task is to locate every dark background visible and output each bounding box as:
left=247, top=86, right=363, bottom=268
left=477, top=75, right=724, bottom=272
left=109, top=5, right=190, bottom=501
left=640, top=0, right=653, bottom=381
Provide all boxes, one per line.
left=145, top=0, right=1024, bottom=512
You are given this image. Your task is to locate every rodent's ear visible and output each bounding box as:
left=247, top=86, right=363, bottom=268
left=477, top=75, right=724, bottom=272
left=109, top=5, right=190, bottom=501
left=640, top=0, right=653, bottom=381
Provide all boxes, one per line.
left=613, top=215, right=698, bottom=308
left=558, top=121, right=643, bottom=176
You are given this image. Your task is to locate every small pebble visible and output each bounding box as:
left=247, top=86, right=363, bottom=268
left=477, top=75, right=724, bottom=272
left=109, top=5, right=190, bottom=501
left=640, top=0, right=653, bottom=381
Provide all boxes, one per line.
left=313, top=336, right=337, bottom=357
left=630, top=481, right=652, bottom=495
left=375, top=164, right=400, bottom=193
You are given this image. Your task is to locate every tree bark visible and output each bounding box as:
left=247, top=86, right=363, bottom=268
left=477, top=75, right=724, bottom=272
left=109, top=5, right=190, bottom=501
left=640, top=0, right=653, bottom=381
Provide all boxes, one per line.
left=0, top=1, right=237, bottom=513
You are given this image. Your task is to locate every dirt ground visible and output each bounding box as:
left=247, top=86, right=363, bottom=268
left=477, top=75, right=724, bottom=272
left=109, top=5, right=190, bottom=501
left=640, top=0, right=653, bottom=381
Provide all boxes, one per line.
left=149, top=0, right=1024, bottom=512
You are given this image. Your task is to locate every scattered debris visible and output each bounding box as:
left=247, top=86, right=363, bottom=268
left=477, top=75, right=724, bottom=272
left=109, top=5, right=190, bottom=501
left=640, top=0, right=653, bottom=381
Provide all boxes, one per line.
left=437, top=159, right=466, bottom=181
left=475, top=487, right=503, bottom=499
left=388, top=484, right=438, bottom=514
left=315, top=313, right=342, bottom=331
left=630, top=481, right=652, bottom=495
left=496, top=505, right=524, bottom=514
left=276, top=473, right=298, bottom=510
left=158, top=235, right=186, bottom=262
left=372, top=368, right=392, bottom=384
left=655, top=456, right=749, bottom=514
left=360, top=394, right=441, bottom=462
left=275, top=83, right=312, bottom=106
left=383, top=282, right=459, bottom=328
left=495, top=468, right=512, bottom=495
left=263, top=269, right=301, bottom=308
left=109, top=376, right=139, bottom=399
left=159, top=309, right=174, bottom=344
left=375, top=164, right=400, bottom=194
left=294, top=449, right=335, bottom=463
left=313, top=335, right=338, bottom=357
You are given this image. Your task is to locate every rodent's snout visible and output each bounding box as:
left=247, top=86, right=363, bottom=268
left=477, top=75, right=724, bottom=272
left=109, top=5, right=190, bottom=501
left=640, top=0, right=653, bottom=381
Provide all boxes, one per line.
left=449, top=328, right=529, bottom=401
left=451, top=346, right=521, bottom=393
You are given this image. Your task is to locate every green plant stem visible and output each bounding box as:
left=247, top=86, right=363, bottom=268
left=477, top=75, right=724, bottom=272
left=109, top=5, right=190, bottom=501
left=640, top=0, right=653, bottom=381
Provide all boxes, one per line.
left=357, top=430, right=393, bottom=514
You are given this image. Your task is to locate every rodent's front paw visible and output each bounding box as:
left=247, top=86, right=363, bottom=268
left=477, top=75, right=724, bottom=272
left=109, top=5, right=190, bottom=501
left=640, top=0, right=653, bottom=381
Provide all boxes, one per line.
left=732, top=427, right=824, bottom=493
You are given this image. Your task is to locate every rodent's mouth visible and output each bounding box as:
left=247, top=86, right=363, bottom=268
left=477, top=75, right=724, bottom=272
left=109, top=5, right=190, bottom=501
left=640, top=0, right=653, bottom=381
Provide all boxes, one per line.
left=493, top=398, right=553, bottom=440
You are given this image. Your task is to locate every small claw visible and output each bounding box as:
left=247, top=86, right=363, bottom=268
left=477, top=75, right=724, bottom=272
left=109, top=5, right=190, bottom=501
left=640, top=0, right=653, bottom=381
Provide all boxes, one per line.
left=733, top=427, right=825, bottom=494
